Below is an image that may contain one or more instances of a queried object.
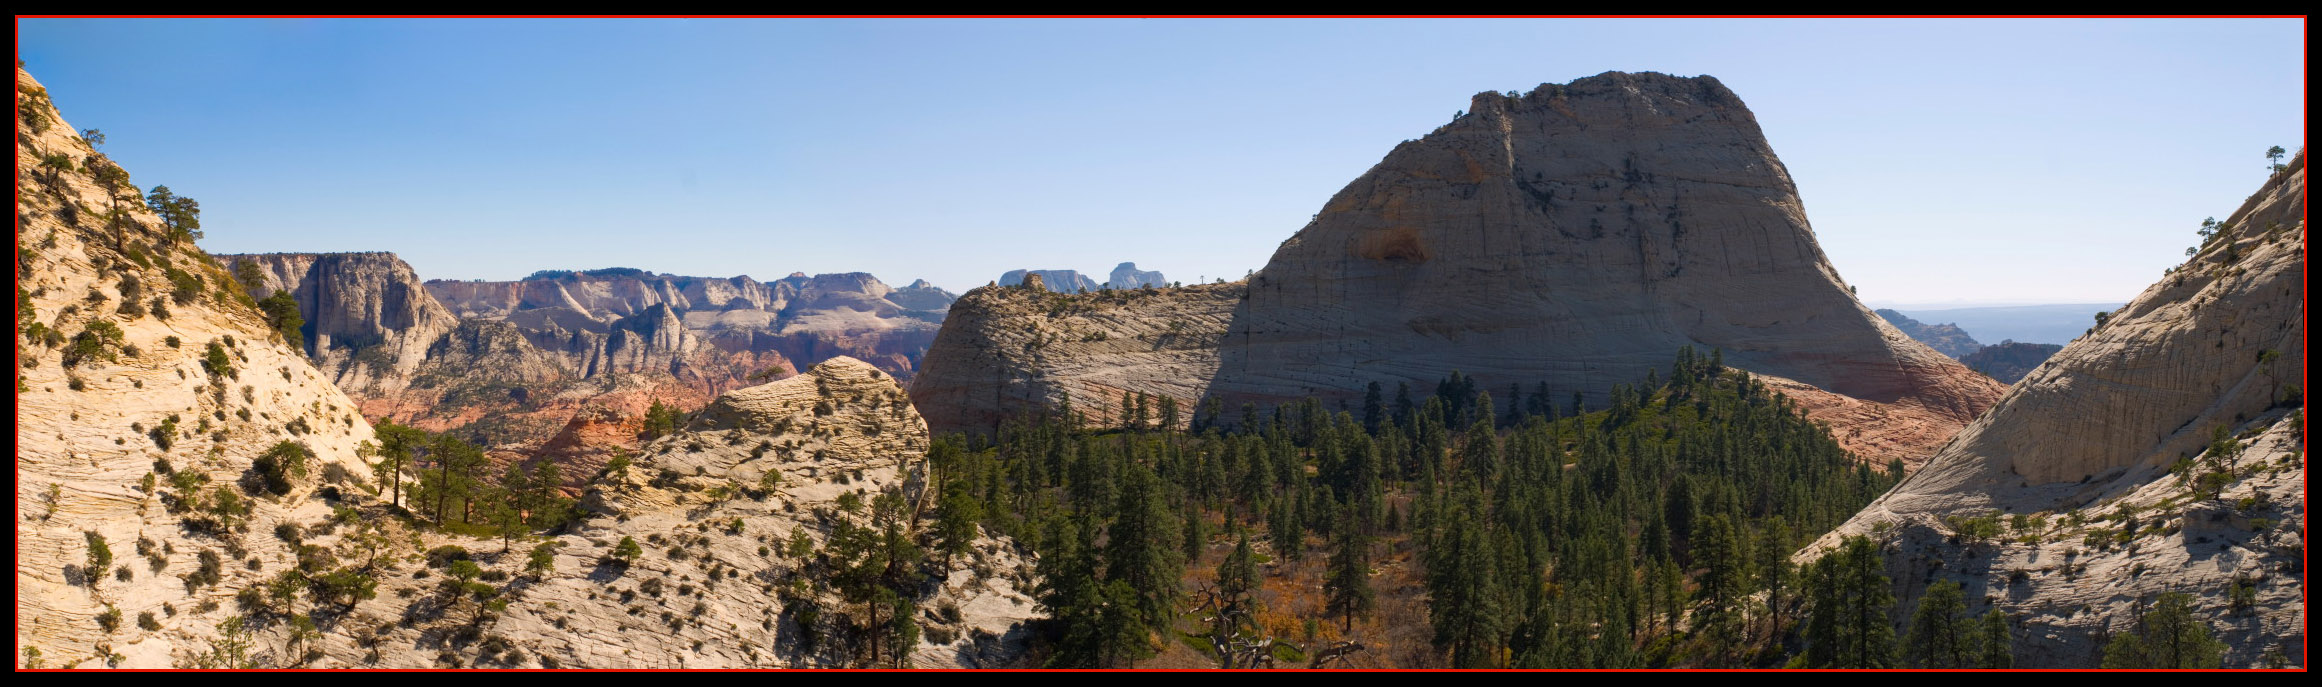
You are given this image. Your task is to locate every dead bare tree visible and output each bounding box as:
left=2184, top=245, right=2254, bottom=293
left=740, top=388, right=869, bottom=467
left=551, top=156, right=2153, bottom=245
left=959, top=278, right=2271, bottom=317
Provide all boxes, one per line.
left=1190, top=583, right=1366, bottom=669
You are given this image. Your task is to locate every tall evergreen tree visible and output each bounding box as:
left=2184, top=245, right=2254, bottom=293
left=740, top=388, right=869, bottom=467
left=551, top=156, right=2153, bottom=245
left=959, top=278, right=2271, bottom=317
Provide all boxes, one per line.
left=1970, top=609, right=2013, bottom=668
left=1429, top=492, right=1508, bottom=667
left=1325, top=507, right=1377, bottom=631
left=1693, top=514, right=1748, bottom=665
left=1902, top=579, right=1970, bottom=667
left=1758, top=516, right=1795, bottom=644
left=1805, top=535, right=1897, bottom=667
left=2100, top=592, right=2224, bottom=668
left=1104, top=461, right=1183, bottom=640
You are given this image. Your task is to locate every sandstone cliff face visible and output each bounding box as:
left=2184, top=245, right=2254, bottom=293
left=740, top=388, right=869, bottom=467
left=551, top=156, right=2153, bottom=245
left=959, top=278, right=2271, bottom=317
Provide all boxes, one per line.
left=211, top=252, right=461, bottom=394
left=15, top=68, right=377, bottom=669
left=914, top=282, right=1242, bottom=433
left=1877, top=308, right=1985, bottom=359
left=1817, top=152, right=2306, bottom=667
left=918, top=73, right=2002, bottom=467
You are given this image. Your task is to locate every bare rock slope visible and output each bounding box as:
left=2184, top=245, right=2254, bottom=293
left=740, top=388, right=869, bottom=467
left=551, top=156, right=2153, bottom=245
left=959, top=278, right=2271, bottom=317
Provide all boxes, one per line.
left=1816, top=152, right=2307, bottom=667
left=15, top=68, right=378, bottom=669
left=918, top=72, right=2003, bottom=467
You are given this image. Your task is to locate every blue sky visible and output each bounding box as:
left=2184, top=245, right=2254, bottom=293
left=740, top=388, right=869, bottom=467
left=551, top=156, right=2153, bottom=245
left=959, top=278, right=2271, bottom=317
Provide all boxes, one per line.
left=16, top=18, right=2305, bottom=302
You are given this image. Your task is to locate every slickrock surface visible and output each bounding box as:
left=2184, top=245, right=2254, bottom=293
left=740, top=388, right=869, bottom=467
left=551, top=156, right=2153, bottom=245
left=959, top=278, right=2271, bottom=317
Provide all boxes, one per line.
left=919, top=73, right=2002, bottom=467
left=1877, top=309, right=1985, bottom=359
left=1815, top=152, right=2306, bottom=667
left=363, top=359, right=1031, bottom=668
left=513, top=357, right=1038, bottom=668
left=15, top=68, right=378, bottom=668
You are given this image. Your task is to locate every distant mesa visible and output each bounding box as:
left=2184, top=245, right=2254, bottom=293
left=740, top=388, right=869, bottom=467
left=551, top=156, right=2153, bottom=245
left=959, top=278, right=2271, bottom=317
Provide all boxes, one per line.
left=999, top=262, right=1168, bottom=293
left=1108, top=262, right=1166, bottom=289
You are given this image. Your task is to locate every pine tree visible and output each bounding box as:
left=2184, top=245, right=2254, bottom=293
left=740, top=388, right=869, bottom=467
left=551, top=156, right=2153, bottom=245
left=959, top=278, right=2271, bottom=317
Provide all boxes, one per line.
left=935, top=480, right=982, bottom=564
left=1758, top=516, right=1795, bottom=644
left=1902, top=579, right=1969, bottom=667
left=1970, top=609, right=2013, bottom=668
left=1693, top=514, right=1748, bottom=665
left=1104, top=461, right=1183, bottom=640
left=887, top=595, right=919, bottom=667
left=1325, top=507, right=1376, bottom=631
left=1429, top=493, right=1508, bottom=667
left=1805, top=536, right=1896, bottom=667
left=369, top=423, right=424, bottom=510
left=2100, top=592, right=2224, bottom=668
left=1363, top=381, right=1385, bottom=435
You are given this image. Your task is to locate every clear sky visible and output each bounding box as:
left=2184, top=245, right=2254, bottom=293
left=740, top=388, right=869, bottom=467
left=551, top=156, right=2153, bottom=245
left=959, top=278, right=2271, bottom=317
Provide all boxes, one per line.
left=16, top=18, right=2305, bottom=302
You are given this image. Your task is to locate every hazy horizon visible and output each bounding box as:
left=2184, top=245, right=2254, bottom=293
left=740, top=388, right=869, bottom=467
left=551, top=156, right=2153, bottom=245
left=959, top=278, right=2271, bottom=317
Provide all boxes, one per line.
left=16, top=17, right=2305, bottom=301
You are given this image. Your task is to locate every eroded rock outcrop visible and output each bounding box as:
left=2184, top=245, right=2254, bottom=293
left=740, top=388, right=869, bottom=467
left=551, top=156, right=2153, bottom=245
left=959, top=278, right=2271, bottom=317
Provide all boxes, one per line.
left=914, top=282, right=1242, bottom=433
left=212, top=252, right=461, bottom=393
left=1815, top=152, right=2306, bottom=667
left=919, top=73, right=2003, bottom=467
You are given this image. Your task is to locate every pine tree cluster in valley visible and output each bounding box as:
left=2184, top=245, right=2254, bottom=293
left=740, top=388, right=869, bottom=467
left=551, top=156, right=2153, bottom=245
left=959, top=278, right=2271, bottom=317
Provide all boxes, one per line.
left=927, top=346, right=2014, bottom=667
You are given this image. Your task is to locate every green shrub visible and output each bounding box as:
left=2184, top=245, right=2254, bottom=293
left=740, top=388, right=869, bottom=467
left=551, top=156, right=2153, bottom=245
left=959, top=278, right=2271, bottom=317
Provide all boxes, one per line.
left=165, top=267, right=202, bottom=305
left=426, top=545, right=472, bottom=569
left=252, top=441, right=313, bottom=495
left=202, top=341, right=233, bottom=377
left=63, top=321, right=124, bottom=368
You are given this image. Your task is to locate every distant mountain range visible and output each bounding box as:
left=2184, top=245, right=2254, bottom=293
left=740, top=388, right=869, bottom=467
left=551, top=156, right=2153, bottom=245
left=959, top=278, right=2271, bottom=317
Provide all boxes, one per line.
left=1882, top=303, right=2125, bottom=346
